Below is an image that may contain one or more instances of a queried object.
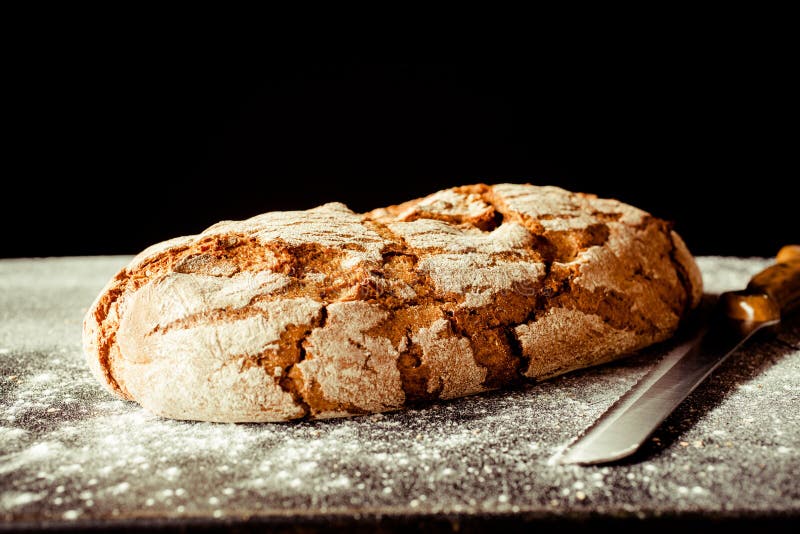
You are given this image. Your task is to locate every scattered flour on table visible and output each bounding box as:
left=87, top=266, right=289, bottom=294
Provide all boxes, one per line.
left=1, top=256, right=798, bottom=522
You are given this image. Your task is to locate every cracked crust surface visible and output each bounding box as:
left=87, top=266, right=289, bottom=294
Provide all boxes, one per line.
left=82, top=183, right=702, bottom=422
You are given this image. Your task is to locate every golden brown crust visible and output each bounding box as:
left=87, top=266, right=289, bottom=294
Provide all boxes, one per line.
left=83, top=184, right=702, bottom=422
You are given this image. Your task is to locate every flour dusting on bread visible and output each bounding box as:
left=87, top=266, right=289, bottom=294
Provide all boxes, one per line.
left=83, top=184, right=702, bottom=422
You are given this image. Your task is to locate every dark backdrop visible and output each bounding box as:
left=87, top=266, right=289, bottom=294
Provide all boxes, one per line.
left=4, top=49, right=795, bottom=258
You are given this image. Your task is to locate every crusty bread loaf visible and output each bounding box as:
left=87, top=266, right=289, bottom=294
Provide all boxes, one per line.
left=83, top=184, right=702, bottom=422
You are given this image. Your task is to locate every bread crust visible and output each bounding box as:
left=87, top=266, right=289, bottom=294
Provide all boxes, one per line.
left=83, top=184, right=702, bottom=422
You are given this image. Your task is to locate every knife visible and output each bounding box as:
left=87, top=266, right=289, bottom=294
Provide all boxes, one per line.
left=559, top=245, right=800, bottom=465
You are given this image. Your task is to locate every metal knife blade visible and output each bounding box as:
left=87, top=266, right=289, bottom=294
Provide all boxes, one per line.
left=558, top=313, right=775, bottom=465
left=559, top=245, right=800, bottom=465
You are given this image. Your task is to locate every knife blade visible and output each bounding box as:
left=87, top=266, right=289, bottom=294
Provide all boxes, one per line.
left=559, top=245, right=800, bottom=465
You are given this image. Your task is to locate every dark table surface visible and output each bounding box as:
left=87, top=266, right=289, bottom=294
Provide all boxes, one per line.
left=1, top=256, right=798, bottom=531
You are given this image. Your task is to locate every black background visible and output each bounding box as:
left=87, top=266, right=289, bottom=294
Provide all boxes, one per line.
left=4, top=37, right=795, bottom=259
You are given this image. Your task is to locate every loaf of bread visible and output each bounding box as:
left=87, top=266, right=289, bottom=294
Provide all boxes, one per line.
left=83, top=184, right=702, bottom=422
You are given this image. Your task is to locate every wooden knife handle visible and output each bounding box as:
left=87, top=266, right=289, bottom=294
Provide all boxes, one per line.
left=723, top=245, right=800, bottom=323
